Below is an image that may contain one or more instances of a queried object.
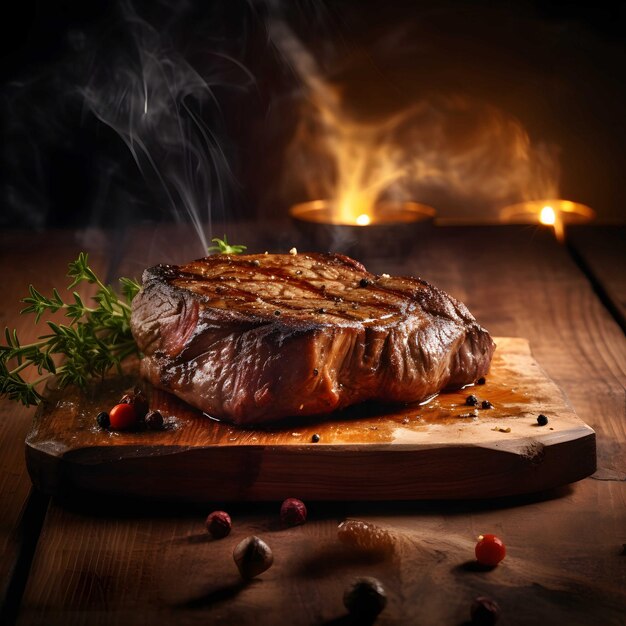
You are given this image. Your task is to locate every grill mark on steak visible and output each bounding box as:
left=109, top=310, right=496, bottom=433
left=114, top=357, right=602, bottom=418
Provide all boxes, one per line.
left=131, top=252, right=495, bottom=424
left=198, top=278, right=401, bottom=321
left=172, top=256, right=405, bottom=323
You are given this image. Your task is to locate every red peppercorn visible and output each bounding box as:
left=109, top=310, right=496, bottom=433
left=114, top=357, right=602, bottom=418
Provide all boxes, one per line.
left=280, top=498, right=307, bottom=526
left=205, top=511, right=232, bottom=539
left=108, top=403, right=137, bottom=431
left=475, top=534, right=506, bottom=567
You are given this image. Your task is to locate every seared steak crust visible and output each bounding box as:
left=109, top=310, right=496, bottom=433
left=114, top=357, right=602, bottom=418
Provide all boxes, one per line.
left=130, top=253, right=495, bottom=425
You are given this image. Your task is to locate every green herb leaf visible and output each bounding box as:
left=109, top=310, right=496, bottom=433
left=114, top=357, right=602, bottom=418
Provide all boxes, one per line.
left=207, top=235, right=247, bottom=255
left=0, top=255, right=142, bottom=407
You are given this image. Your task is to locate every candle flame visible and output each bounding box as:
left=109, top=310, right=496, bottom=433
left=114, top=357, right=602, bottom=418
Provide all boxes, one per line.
left=500, top=199, right=595, bottom=244
left=539, top=205, right=556, bottom=225
left=355, top=213, right=371, bottom=226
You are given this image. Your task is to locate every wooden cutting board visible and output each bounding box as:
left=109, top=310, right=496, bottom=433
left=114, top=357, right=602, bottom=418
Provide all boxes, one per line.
left=25, top=338, right=596, bottom=501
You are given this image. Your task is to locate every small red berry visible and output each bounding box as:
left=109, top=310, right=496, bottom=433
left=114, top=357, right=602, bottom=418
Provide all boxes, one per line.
left=108, top=403, right=137, bottom=431
left=280, top=498, right=307, bottom=526
left=205, top=511, right=232, bottom=539
left=475, top=534, right=506, bottom=567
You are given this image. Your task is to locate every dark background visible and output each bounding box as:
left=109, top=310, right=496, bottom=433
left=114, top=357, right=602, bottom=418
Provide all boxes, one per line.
left=1, top=0, right=625, bottom=230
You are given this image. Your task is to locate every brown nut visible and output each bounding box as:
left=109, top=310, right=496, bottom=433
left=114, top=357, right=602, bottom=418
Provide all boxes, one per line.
left=343, top=577, right=387, bottom=618
left=205, top=511, right=231, bottom=539
left=280, top=498, right=307, bottom=526
left=233, top=536, right=273, bottom=579
left=470, top=596, right=500, bottom=625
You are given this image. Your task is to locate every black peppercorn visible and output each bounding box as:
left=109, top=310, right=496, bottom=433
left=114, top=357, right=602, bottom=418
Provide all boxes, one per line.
left=466, top=394, right=479, bottom=406
left=145, top=410, right=164, bottom=430
left=274, top=310, right=281, bottom=316
left=343, top=577, right=387, bottom=619
left=119, top=387, right=149, bottom=421
left=477, top=376, right=486, bottom=385
left=312, top=433, right=320, bottom=443
left=359, top=278, right=371, bottom=288
left=470, top=596, right=500, bottom=625
left=537, top=414, right=549, bottom=426
left=96, top=412, right=110, bottom=429
left=318, top=308, right=326, bottom=314
left=481, top=400, right=493, bottom=409
left=313, top=368, right=319, bottom=376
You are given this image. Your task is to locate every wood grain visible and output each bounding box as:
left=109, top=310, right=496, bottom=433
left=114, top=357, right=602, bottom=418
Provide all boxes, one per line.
left=13, top=225, right=626, bottom=626
left=0, top=231, right=109, bottom=621
left=567, top=225, right=626, bottom=331
left=25, top=338, right=595, bottom=501
left=373, top=226, right=626, bottom=481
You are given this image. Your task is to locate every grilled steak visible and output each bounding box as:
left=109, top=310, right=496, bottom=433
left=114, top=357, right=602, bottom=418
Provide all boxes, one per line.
left=130, top=252, right=495, bottom=425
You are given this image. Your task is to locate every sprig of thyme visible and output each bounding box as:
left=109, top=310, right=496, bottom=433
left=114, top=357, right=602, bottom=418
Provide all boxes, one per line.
left=207, top=235, right=247, bottom=255
left=0, top=253, right=141, bottom=407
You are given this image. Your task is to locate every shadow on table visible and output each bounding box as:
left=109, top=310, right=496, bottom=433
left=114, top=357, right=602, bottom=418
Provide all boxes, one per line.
left=176, top=577, right=257, bottom=609
left=49, top=483, right=574, bottom=520
left=321, top=615, right=380, bottom=626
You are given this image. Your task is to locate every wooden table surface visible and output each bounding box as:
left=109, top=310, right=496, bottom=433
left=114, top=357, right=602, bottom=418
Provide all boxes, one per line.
left=0, top=223, right=624, bottom=626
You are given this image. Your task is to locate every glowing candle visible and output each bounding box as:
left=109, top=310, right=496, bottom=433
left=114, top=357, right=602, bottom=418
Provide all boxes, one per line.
left=289, top=200, right=437, bottom=257
left=500, top=199, right=595, bottom=242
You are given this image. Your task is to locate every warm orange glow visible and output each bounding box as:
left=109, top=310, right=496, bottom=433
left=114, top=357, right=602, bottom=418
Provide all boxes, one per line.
left=539, top=205, right=556, bottom=225
left=274, top=9, right=566, bottom=227
left=289, top=199, right=436, bottom=228
left=322, top=106, right=412, bottom=224
left=285, top=89, right=562, bottom=224
left=500, top=199, right=595, bottom=243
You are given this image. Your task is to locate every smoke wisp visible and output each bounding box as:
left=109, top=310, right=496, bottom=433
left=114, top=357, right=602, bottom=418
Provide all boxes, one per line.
left=82, top=1, right=255, bottom=253
left=267, top=3, right=561, bottom=221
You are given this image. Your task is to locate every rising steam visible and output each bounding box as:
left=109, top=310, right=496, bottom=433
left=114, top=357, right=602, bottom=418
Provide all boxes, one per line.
left=83, top=2, right=254, bottom=253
